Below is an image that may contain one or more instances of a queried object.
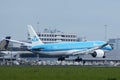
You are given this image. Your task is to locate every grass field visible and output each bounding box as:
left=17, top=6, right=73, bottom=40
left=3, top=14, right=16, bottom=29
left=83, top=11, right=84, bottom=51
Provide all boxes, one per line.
left=0, top=66, right=119, bottom=80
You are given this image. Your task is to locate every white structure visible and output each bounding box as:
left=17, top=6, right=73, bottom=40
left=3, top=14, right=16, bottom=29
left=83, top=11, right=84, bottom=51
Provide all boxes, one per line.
left=37, top=33, right=78, bottom=43
left=28, top=28, right=78, bottom=43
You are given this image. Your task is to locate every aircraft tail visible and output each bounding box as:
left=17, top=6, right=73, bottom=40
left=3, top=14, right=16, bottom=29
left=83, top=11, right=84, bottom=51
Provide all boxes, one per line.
left=0, top=36, right=11, bottom=50
left=27, top=25, right=43, bottom=46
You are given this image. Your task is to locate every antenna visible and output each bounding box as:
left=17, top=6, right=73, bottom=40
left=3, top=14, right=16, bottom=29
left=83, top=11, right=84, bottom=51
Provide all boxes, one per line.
left=37, top=22, right=40, bottom=33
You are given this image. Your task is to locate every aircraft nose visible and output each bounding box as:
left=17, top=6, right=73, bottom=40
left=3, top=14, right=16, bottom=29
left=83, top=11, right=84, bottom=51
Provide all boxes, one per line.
left=105, top=44, right=113, bottom=50
left=109, top=44, right=114, bottom=50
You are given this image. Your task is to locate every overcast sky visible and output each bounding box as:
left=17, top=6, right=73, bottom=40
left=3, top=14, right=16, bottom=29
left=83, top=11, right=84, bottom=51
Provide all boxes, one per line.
left=0, top=0, right=120, bottom=41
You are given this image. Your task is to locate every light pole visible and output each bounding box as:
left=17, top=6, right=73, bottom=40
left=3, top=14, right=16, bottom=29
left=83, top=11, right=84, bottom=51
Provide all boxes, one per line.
left=104, top=25, right=107, bottom=41
left=37, top=22, right=40, bottom=33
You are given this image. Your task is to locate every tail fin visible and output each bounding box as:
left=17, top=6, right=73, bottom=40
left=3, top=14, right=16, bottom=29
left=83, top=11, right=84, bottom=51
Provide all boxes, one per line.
left=4, top=36, right=11, bottom=49
left=0, top=36, right=11, bottom=50
left=27, top=25, right=43, bottom=46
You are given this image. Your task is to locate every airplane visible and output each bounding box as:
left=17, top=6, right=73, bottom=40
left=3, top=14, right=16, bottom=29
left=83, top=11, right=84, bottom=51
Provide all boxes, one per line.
left=6, top=25, right=113, bottom=61
left=0, top=36, right=11, bottom=50
left=0, top=36, right=20, bottom=59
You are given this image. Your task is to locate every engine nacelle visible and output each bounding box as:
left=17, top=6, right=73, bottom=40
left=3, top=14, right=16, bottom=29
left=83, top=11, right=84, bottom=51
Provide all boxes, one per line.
left=91, top=49, right=105, bottom=58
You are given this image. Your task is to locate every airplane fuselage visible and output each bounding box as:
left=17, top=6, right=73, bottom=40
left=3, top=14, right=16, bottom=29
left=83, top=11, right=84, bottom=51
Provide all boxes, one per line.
left=31, top=41, right=112, bottom=56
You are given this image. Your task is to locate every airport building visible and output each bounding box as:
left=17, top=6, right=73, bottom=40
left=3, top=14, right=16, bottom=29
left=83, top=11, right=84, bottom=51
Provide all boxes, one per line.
left=28, top=28, right=80, bottom=43
left=37, top=33, right=78, bottom=43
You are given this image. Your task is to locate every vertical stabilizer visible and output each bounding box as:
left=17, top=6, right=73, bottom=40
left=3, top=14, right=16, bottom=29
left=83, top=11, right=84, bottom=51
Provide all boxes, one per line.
left=4, top=36, right=11, bottom=49
left=27, top=25, right=43, bottom=46
left=0, top=36, right=11, bottom=50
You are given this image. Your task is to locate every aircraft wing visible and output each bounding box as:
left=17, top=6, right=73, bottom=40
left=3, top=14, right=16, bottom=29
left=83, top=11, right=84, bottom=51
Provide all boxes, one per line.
left=72, top=42, right=109, bottom=56
left=5, top=39, right=32, bottom=47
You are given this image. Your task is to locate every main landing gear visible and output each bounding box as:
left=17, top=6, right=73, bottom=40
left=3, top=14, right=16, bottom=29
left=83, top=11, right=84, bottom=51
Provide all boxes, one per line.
left=58, top=57, right=65, bottom=61
left=75, top=57, right=83, bottom=62
left=103, top=55, right=106, bottom=58
left=58, top=56, right=83, bottom=62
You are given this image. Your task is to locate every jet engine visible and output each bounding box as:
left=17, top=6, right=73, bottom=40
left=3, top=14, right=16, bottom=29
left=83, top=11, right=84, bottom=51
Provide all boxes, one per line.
left=91, top=49, right=105, bottom=58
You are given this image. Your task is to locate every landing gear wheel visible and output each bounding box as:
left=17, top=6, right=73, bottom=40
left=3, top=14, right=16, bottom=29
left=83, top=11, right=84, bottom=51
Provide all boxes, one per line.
left=103, top=56, right=106, bottom=58
left=75, top=57, right=82, bottom=62
left=103, top=53, right=106, bottom=58
left=58, top=57, right=65, bottom=61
